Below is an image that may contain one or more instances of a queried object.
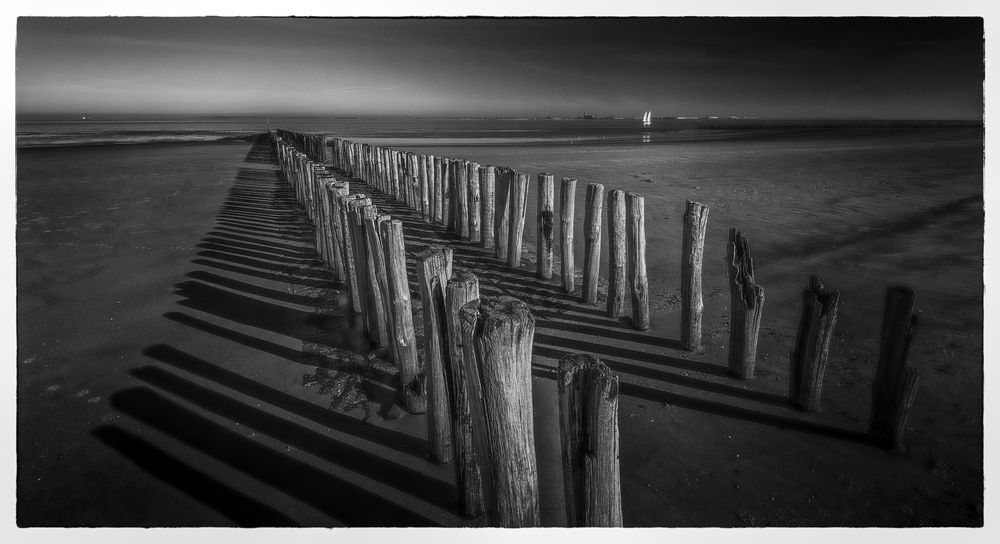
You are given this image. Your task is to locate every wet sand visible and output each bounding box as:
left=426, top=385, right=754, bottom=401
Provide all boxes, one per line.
left=16, top=127, right=983, bottom=526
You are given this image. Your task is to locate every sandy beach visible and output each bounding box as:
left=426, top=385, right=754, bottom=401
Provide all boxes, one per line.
left=16, top=125, right=983, bottom=526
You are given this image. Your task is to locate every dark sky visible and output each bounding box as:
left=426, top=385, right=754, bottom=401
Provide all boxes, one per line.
left=15, top=17, right=984, bottom=119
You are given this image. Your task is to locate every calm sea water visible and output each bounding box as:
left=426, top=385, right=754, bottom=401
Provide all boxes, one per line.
left=15, top=114, right=977, bottom=148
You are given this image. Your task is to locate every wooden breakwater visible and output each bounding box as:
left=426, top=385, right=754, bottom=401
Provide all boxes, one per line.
left=269, top=128, right=923, bottom=524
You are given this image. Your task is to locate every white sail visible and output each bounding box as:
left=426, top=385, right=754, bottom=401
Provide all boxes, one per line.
left=642, top=111, right=651, bottom=127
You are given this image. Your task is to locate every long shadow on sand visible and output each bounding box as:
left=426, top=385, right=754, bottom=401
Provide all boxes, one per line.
left=108, top=386, right=440, bottom=526
left=342, top=169, right=872, bottom=446
left=100, top=135, right=458, bottom=527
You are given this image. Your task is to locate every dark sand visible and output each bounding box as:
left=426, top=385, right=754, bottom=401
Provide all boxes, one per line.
left=16, top=129, right=983, bottom=526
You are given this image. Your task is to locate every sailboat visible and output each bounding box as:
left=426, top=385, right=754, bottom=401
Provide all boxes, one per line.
left=642, top=111, right=652, bottom=128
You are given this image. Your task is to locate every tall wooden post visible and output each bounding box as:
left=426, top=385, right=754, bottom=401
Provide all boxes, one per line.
left=560, top=177, right=578, bottom=293
left=434, top=157, right=444, bottom=223
left=507, top=173, right=529, bottom=268
left=625, top=192, right=649, bottom=329
left=583, top=184, right=605, bottom=305
left=480, top=166, right=496, bottom=250
left=341, top=196, right=369, bottom=315
left=681, top=201, right=710, bottom=350
left=468, top=162, right=481, bottom=243
left=416, top=247, right=454, bottom=464
left=495, top=168, right=512, bottom=261
left=726, top=228, right=764, bottom=378
left=362, top=205, right=390, bottom=347
left=558, top=354, right=623, bottom=527
left=442, top=158, right=453, bottom=229
left=421, top=154, right=432, bottom=222
left=381, top=219, right=426, bottom=414
left=444, top=270, right=486, bottom=518
left=606, top=189, right=627, bottom=317
left=789, top=276, right=840, bottom=412
left=869, top=286, right=920, bottom=451
left=536, top=173, right=555, bottom=279
left=465, top=296, right=539, bottom=527
left=456, top=160, right=470, bottom=238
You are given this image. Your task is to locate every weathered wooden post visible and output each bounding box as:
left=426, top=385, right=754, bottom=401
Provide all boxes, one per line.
left=558, top=354, right=623, bottom=527
left=442, top=158, right=453, bottom=229
left=409, top=153, right=420, bottom=211
left=434, top=157, right=444, bottom=223
left=536, top=173, right=555, bottom=279
left=480, top=165, right=496, bottom=249
left=606, top=189, right=627, bottom=317
left=869, top=286, right=920, bottom=451
left=314, top=175, right=333, bottom=263
left=391, top=150, right=402, bottom=201
left=726, top=228, right=764, bottom=378
left=507, top=173, right=529, bottom=268
left=583, top=184, right=605, bottom=305
left=328, top=181, right=350, bottom=283
left=421, top=154, right=432, bottom=222
left=625, top=192, right=649, bottom=329
left=381, top=219, right=426, bottom=414
left=416, top=247, right=454, bottom=464
left=339, top=195, right=366, bottom=314
left=468, top=162, right=481, bottom=243
left=362, top=206, right=390, bottom=346
left=789, top=276, right=840, bottom=412
left=464, top=296, right=539, bottom=527
left=560, top=177, right=578, bottom=293
left=456, top=160, right=470, bottom=238
left=444, top=270, right=486, bottom=518
left=682, top=201, right=710, bottom=350
left=495, top=168, right=512, bottom=261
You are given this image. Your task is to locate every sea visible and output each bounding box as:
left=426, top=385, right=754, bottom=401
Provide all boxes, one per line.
left=15, top=113, right=978, bottom=148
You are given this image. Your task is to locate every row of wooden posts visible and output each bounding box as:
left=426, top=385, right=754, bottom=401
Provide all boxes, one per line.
left=271, top=129, right=922, bottom=524
left=272, top=131, right=621, bottom=526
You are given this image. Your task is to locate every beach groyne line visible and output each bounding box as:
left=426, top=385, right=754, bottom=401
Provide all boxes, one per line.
left=277, top=128, right=923, bottom=447
left=271, top=128, right=923, bottom=520
left=272, top=130, right=629, bottom=526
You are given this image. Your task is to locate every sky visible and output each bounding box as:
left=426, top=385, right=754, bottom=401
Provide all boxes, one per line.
left=15, top=17, right=984, bottom=119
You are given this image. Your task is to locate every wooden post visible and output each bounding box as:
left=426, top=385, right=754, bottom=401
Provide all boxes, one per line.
left=560, top=178, right=578, bottom=293
left=726, top=228, right=764, bottom=379
left=442, top=158, right=452, bottom=229
left=495, top=168, right=511, bottom=261
left=434, top=157, right=444, bottom=223
left=536, top=173, right=555, bottom=279
left=391, top=151, right=401, bottom=201
left=681, top=201, right=710, bottom=350
left=558, top=354, right=623, bottom=527
left=869, top=286, right=920, bottom=451
left=583, top=184, right=605, bottom=305
left=362, top=205, right=390, bottom=347
left=456, top=160, right=470, bottom=238
left=314, top=176, right=333, bottom=264
left=349, top=198, right=374, bottom=328
left=480, top=166, right=496, bottom=249
left=467, top=162, right=481, bottom=243
left=606, top=189, right=627, bottom=317
left=382, top=219, right=426, bottom=414
left=625, top=192, right=648, bottom=328
left=465, top=296, right=539, bottom=527
left=507, top=173, right=529, bottom=268
left=409, top=153, right=420, bottom=211
left=339, top=194, right=365, bottom=314
left=416, top=248, right=454, bottom=464
left=444, top=270, right=486, bottom=518
left=789, top=276, right=840, bottom=412
left=421, top=154, right=432, bottom=222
